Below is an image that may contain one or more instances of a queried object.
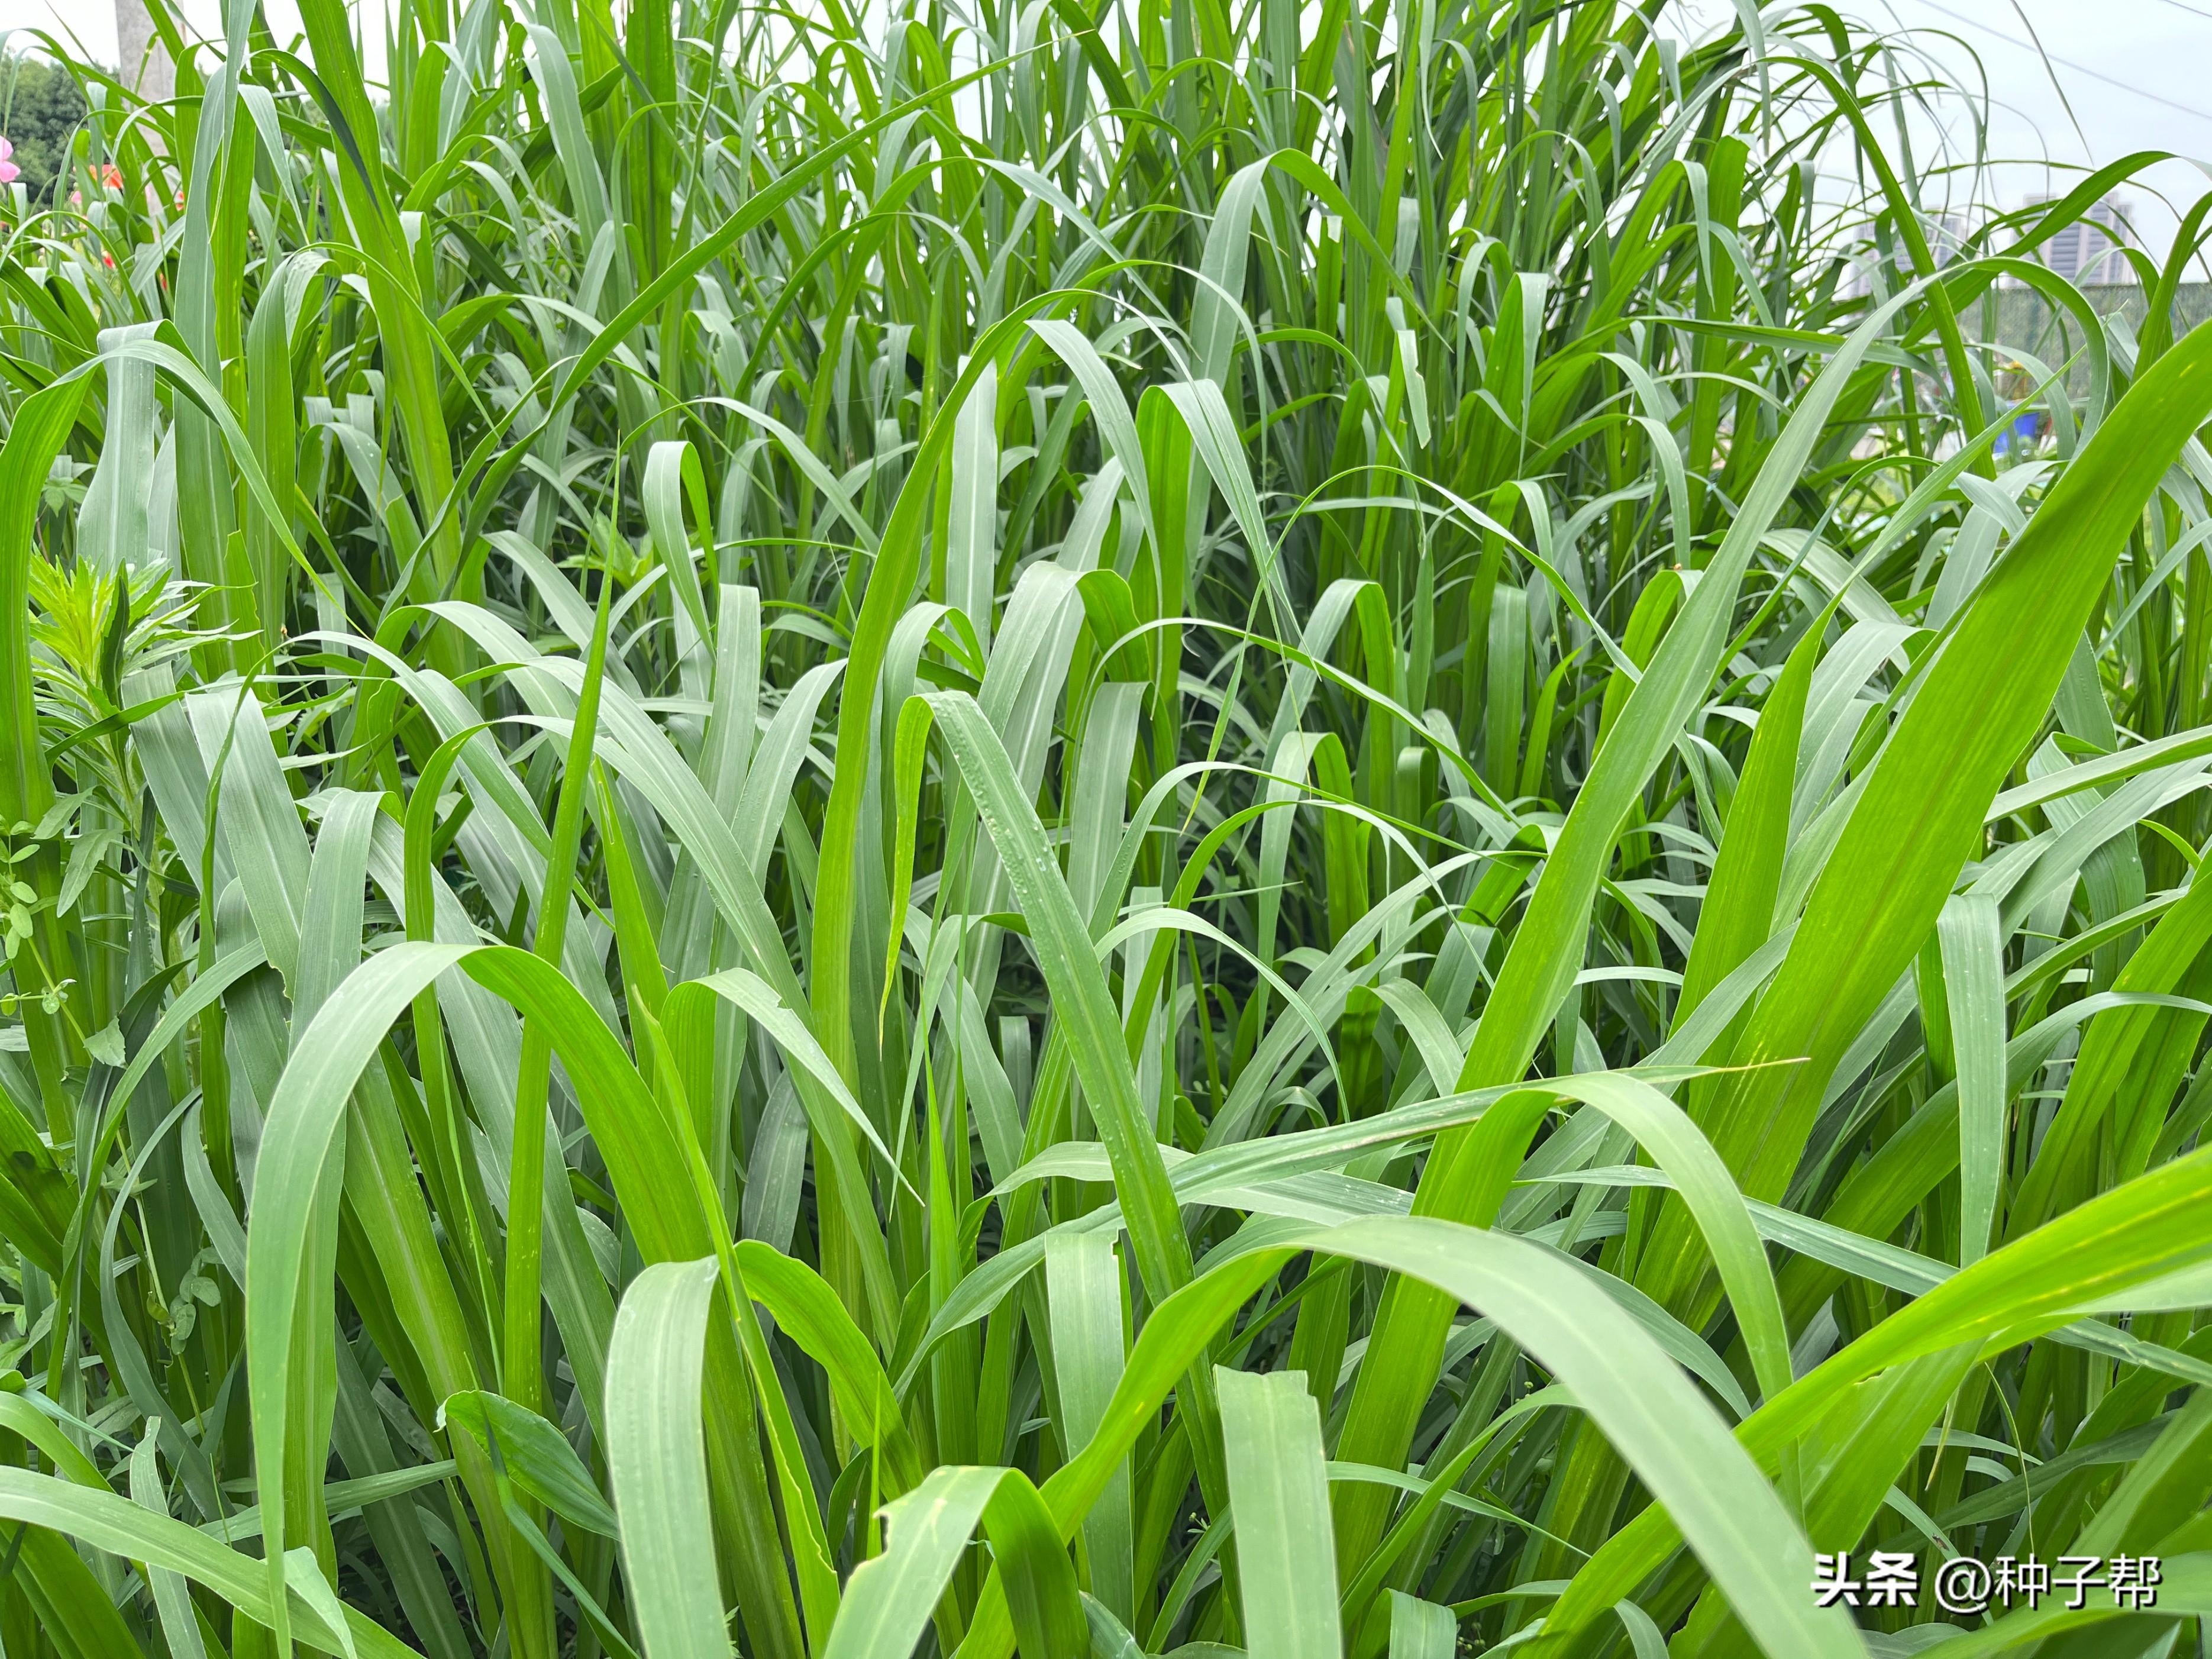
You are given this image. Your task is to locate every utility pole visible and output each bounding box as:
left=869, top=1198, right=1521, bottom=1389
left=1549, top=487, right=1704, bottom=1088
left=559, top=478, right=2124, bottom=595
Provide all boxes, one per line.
left=113, top=0, right=172, bottom=101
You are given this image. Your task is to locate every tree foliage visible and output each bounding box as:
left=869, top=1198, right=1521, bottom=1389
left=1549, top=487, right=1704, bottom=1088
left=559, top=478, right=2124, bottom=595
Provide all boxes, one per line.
left=0, top=51, right=85, bottom=201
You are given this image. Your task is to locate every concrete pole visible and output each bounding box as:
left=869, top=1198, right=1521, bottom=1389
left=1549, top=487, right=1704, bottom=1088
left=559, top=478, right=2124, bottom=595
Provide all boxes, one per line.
left=114, top=0, right=173, bottom=101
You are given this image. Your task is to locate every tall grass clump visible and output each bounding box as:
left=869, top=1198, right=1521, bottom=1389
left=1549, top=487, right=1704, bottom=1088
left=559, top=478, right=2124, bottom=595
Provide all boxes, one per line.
left=1, top=0, right=2211, bottom=1653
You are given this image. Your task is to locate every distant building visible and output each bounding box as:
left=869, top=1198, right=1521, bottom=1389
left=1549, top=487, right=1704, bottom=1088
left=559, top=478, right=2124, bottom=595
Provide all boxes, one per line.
left=2026, top=195, right=2132, bottom=284
left=1835, top=209, right=1975, bottom=298
left=1929, top=211, right=1975, bottom=265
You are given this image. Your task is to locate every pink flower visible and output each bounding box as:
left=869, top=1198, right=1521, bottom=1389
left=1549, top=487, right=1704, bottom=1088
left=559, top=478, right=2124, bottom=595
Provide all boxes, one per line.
left=0, top=139, right=19, bottom=186
left=99, top=163, right=120, bottom=189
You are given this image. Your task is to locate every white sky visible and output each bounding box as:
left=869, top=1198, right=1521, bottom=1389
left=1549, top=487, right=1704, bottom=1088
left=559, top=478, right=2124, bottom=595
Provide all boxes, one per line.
left=3, top=0, right=2208, bottom=265
left=1672, top=1, right=2212, bottom=266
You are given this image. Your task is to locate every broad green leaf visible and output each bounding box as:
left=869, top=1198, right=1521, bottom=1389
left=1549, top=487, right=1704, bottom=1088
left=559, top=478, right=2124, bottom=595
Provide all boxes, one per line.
left=440, top=1390, right=618, bottom=1539
left=1218, top=1366, right=1342, bottom=1659
left=607, top=1259, right=732, bottom=1659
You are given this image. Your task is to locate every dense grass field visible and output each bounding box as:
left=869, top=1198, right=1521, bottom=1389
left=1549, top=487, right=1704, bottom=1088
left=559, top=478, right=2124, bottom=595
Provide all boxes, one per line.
left=2, top=0, right=2212, bottom=1653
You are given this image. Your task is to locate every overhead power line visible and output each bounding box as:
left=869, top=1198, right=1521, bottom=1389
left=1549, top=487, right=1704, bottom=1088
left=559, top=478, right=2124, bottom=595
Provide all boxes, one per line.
left=2149, top=0, right=2212, bottom=27
left=1909, top=0, right=2212, bottom=130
